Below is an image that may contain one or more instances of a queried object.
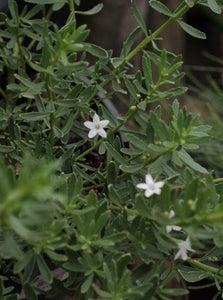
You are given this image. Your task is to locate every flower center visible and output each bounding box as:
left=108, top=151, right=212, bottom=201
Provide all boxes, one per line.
left=95, top=124, right=100, bottom=130
left=149, top=183, right=156, bottom=190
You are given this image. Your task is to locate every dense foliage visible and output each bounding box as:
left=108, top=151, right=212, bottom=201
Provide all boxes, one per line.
left=1, top=0, right=223, bottom=299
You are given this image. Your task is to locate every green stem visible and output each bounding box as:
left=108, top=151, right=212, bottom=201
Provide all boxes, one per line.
left=125, top=1, right=193, bottom=62
left=75, top=139, right=103, bottom=161
left=68, top=0, right=76, bottom=30
left=214, top=178, right=223, bottom=184
left=187, top=258, right=223, bottom=276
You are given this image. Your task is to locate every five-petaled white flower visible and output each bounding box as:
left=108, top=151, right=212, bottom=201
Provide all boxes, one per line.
left=174, top=237, right=195, bottom=261
left=136, top=174, right=164, bottom=198
left=84, top=114, right=110, bottom=138
left=166, top=210, right=182, bottom=233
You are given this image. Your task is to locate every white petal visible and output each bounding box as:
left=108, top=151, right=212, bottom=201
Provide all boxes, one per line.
left=174, top=249, right=182, bottom=260
left=136, top=183, right=148, bottom=190
left=88, top=129, right=97, bottom=138
left=181, top=251, right=188, bottom=261
left=145, top=189, right=154, bottom=198
left=172, top=225, right=182, bottom=231
left=156, top=181, right=164, bottom=188
left=93, top=114, right=100, bottom=123
left=97, top=128, right=107, bottom=138
left=169, top=210, right=175, bottom=218
left=154, top=188, right=162, bottom=195
left=145, top=174, right=154, bottom=185
left=100, top=120, right=110, bottom=127
left=84, top=121, right=94, bottom=129
left=166, top=225, right=173, bottom=233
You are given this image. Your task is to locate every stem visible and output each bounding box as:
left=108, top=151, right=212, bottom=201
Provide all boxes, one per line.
left=125, top=1, right=193, bottom=62
left=75, top=139, right=103, bottom=161
left=214, top=178, right=223, bottom=184
left=187, top=258, right=223, bottom=277
left=68, top=0, right=76, bottom=30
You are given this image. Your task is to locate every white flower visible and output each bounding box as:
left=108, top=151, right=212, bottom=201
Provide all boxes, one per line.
left=136, top=174, right=164, bottom=198
left=166, top=210, right=182, bottom=233
left=174, top=237, right=195, bottom=261
left=84, top=114, right=109, bottom=138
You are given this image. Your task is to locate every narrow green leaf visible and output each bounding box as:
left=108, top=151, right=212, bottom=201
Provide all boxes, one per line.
left=104, top=142, right=127, bottom=165
left=9, top=216, right=34, bottom=241
left=119, top=163, right=142, bottom=173
left=207, top=0, right=221, bottom=14
left=85, top=43, right=108, bottom=58
left=0, top=144, right=15, bottom=153
left=177, top=148, right=207, bottom=173
left=36, top=255, right=53, bottom=284
left=149, top=0, right=172, bottom=16
left=23, top=284, right=38, bottom=300
left=121, top=27, right=141, bottom=57
left=178, top=21, right=206, bottom=39
left=81, top=274, right=94, bottom=293
left=107, top=161, right=117, bottom=185
left=130, top=0, right=148, bottom=36
left=178, top=265, right=210, bottom=283
left=126, top=133, right=148, bottom=151
left=19, top=112, right=49, bottom=121
left=162, top=288, right=188, bottom=296
left=14, top=250, right=34, bottom=273
left=76, top=3, right=103, bottom=15
left=8, top=0, right=19, bottom=21
left=45, top=250, right=67, bottom=262
left=93, top=284, right=113, bottom=298
left=142, top=52, right=153, bottom=91
left=63, top=261, right=88, bottom=273
left=135, top=194, right=153, bottom=219
left=124, top=76, right=138, bottom=102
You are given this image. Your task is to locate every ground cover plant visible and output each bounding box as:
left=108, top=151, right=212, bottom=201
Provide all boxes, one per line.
left=1, top=0, right=223, bottom=299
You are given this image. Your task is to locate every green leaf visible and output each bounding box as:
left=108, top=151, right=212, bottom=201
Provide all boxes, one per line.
left=0, top=145, right=15, bottom=153
left=150, top=112, right=171, bottom=140
left=76, top=3, right=103, bottom=15
left=185, top=0, right=195, bottom=7
left=14, top=250, right=34, bottom=273
left=104, top=142, right=127, bottom=165
left=81, top=274, right=94, bottom=293
left=130, top=0, right=148, bottom=36
left=93, top=284, right=113, bottom=298
left=178, top=21, right=206, bottom=39
left=149, top=0, right=172, bottom=16
left=162, top=288, right=189, bottom=296
left=178, top=265, right=210, bottom=283
left=108, top=184, right=122, bottom=206
left=8, top=0, right=19, bottom=21
left=121, top=27, right=141, bottom=57
left=23, top=284, right=38, bottom=300
left=85, top=43, right=108, bottom=58
left=177, top=148, right=207, bottom=173
left=107, top=161, right=117, bottom=185
left=45, top=250, right=67, bottom=262
left=142, top=52, right=153, bottom=91
left=119, top=163, right=142, bottom=173
left=9, top=216, right=34, bottom=241
left=36, top=255, right=53, bottom=284
left=135, top=194, right=153, bottom=219
left=207, top=0, right=221, bottom=14
left=126, top=132, right=148, bottom=151
left=19, top=112, right=49, bottom=121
